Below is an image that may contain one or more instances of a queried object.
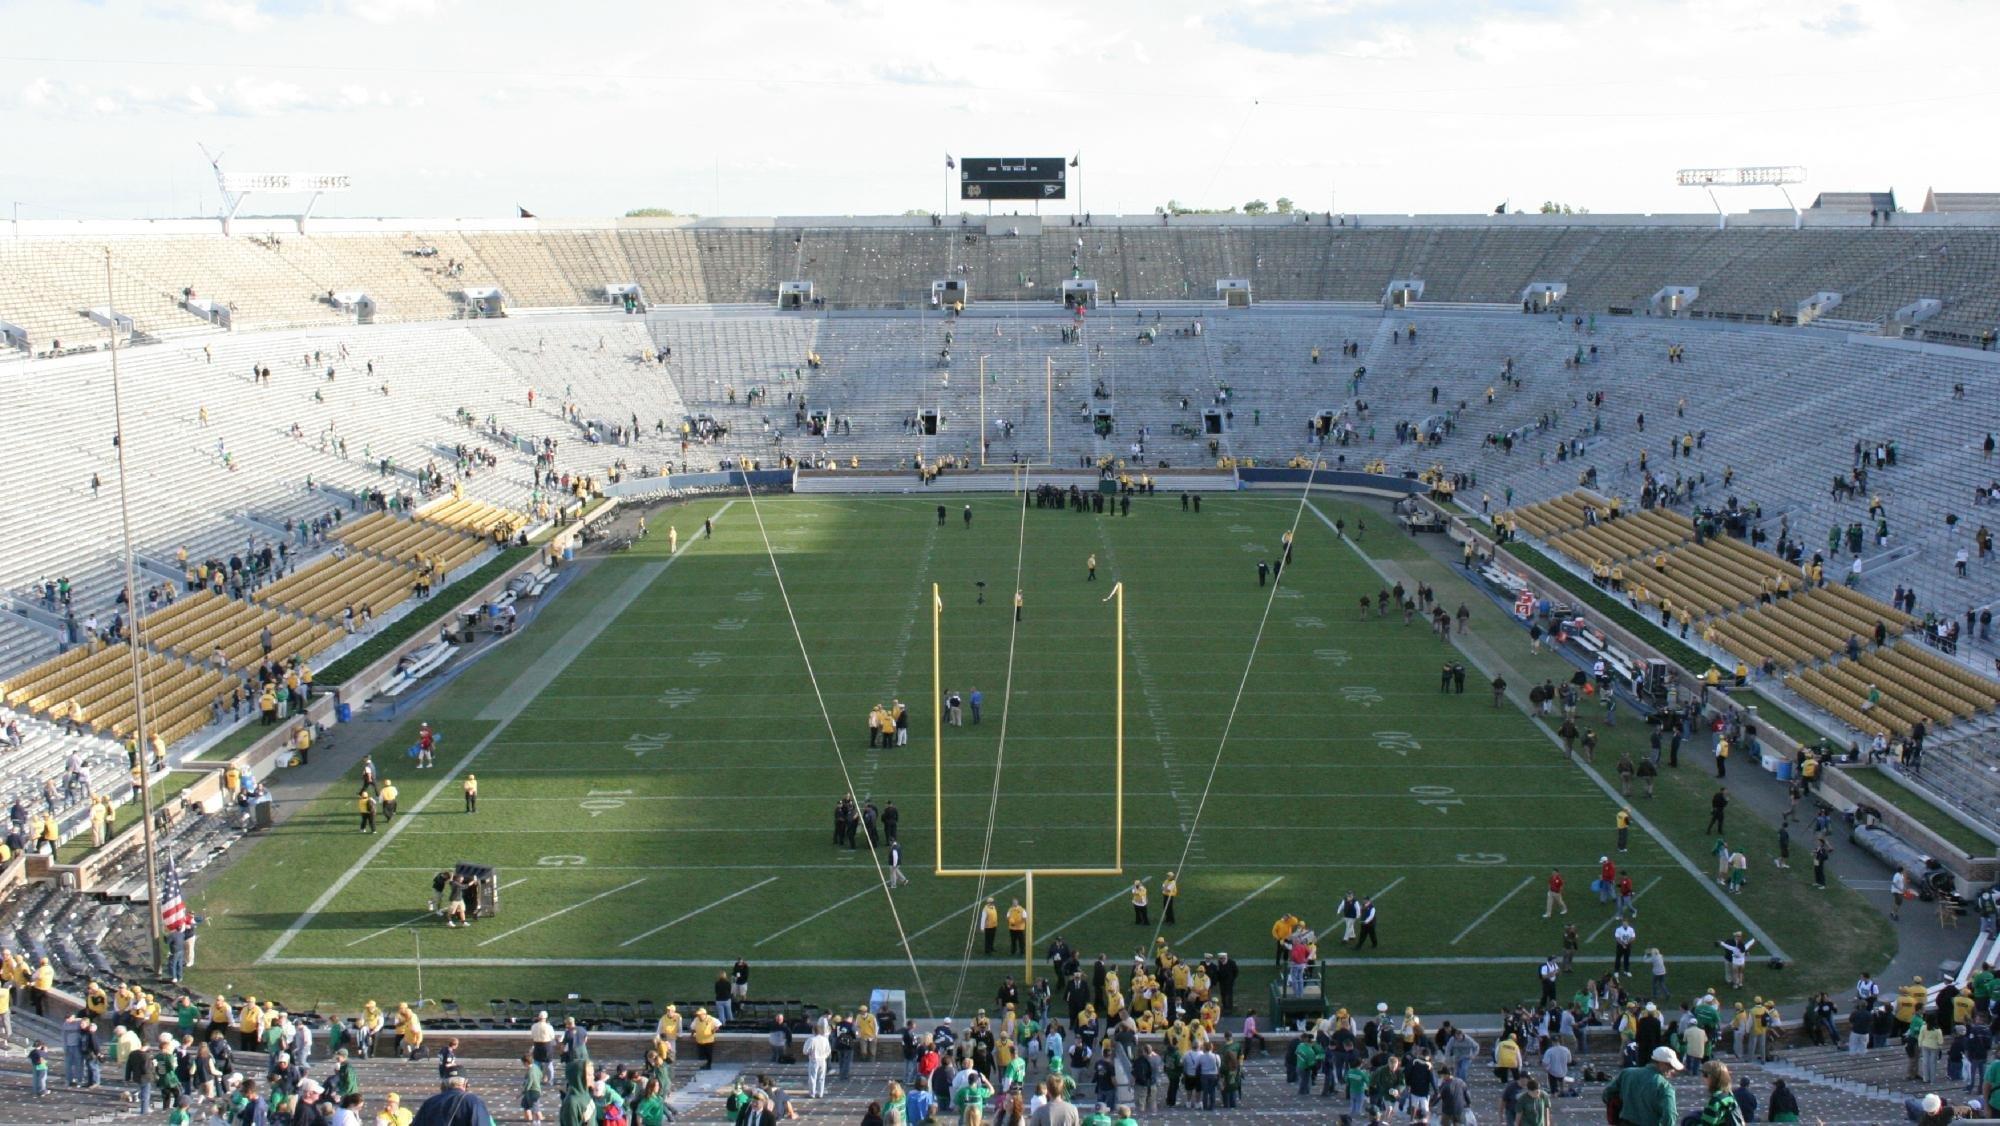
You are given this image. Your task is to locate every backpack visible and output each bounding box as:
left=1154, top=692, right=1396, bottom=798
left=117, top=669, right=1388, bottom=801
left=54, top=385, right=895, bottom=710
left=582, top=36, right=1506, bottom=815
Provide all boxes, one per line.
left=836, top=1028, right=857, bottom=1051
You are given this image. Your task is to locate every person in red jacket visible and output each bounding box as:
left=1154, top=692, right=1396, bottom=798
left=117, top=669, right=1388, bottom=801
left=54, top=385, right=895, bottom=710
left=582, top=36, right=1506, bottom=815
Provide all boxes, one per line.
left=1544, top=869, right=1568, bottom=917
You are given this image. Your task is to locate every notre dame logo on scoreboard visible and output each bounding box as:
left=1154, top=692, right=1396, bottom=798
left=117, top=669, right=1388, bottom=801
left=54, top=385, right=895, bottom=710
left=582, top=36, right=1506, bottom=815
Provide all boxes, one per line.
left=961, top=158, right=1066, bottom=201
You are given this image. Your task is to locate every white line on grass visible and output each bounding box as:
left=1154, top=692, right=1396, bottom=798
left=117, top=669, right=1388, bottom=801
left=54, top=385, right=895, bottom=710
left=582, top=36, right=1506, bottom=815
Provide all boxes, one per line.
left=362, top=860, right=1691, bottom=874
left=621, top=877, right=778, bottom=948
left=901, top=878, right=1026, bottom=943
left=256, top=500, right=734, bottom=965
left=345, top=877, right=529, bottom=948
left=475, top=878, right=647, bottom=948
left=1370, top=876, right=1407, bottom=900
left=1042, top=885, right=1137, bottom=939
left=1174, top=877, right=1285, bottom=945
left=395, top=823, right=1619, bottom=835
left=1585, top=877, right=1665, bottom=944
left=1300, top=500, right=1790, bottom=963
left=1449, top=876, right=1534, bottom=946
left=755, top=882, right=885, bottom=948
left=267, top=952, right=1731, bottom=970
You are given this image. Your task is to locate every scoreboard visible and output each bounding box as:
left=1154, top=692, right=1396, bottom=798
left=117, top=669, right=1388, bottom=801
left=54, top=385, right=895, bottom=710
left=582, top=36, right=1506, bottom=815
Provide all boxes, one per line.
left=960, top=157, right=1067, bottom=201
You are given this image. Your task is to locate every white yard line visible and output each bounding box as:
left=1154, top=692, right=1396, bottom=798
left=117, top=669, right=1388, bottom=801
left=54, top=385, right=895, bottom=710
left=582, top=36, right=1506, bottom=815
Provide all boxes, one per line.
left=755, top=882, right=885, bottom=948
left=1369, top=876, right=1407, bottom=900
left=901, top=877, right=1027, bottom=943
left=267, top=952, right=1732, bottom=970
left=475, top=878, right=648, bottom=948
left=1585, top=877, right=1665, bottom=944
left=1301, top=500, right=1790, bottom=962
left=1173, top=877, right=1285, bottom=945
left=360, top=860, right=1691, bottom=873
left=621, top=877, right=778, bottom=948
left=345, top=877, right=529, bottom=948
left=1449, top=876, right=1534, bottom=946
left=256, top=502, right=733, bottom=965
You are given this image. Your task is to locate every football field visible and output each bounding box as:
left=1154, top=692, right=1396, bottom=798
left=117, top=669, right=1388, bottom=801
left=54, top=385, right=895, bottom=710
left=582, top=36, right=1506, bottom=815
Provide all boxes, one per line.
left=193, top=491, right=1890, bottom=1020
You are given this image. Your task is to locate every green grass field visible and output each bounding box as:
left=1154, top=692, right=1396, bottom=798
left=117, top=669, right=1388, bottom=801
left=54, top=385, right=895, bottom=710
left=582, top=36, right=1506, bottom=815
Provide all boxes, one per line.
left=187, top=492, right=1892, bottom=1022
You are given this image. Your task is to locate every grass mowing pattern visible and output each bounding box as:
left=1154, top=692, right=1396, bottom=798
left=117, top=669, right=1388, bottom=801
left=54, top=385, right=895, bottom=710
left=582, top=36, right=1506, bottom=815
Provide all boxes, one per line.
left=186, top=495, right=1889, bottom=1020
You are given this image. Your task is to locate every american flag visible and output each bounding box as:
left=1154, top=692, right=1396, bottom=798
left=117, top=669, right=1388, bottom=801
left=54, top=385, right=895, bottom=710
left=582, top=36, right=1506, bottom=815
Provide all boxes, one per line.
left=159, top=857, right=191, bottom=933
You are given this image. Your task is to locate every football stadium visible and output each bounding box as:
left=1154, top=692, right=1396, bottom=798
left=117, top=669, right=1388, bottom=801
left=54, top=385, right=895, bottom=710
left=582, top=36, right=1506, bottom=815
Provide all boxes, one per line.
left=5, top=8, right=2000, bottom=1125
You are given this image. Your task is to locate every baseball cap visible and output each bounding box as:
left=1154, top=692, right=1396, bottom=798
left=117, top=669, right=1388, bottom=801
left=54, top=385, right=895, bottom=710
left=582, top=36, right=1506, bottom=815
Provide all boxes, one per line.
left=1649, top=1046, right=1683, bottom=1071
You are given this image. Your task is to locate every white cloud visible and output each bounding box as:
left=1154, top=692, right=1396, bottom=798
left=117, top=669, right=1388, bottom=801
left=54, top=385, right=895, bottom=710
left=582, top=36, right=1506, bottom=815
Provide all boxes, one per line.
left=169, top=0, right=272, bottom=31
left=344, top=0, right=456, bottom=23
left=1803, top=3, right=1866, bottom=37
left=872, top=62, right=957, bottom=87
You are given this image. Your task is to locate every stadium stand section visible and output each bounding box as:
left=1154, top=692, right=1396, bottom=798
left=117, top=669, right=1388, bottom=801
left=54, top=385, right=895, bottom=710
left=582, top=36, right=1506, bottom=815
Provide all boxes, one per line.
left=5, top=214, right=2000, bottom=837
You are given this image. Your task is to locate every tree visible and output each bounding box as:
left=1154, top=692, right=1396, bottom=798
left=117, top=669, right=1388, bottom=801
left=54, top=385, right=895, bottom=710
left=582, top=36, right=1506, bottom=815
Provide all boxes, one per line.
left=1155, top=200, right=1237, bottom=216
left=1275, top=198, right=1295, bottom=214
left=625, top=208, right=690, bottom=218
left=902, top=209, right=933, bottom=217
left=1242, top=200, right=1270, bottom=215
left=1538, top=201, right=1589, bottom=215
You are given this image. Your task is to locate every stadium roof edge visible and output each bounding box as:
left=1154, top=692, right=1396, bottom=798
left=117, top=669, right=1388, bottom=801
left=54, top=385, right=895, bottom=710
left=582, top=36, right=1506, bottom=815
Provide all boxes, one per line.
left=8, top=210, right=2000, bottom=240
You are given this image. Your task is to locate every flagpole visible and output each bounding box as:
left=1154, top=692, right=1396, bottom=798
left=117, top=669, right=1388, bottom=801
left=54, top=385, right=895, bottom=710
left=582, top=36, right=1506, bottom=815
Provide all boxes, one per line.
left=105, top=247, right=166, bottom=973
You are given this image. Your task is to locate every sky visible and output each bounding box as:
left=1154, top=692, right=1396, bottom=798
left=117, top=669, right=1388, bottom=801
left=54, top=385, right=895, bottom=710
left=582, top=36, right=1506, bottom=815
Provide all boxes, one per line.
left=5, top=0, right=1996, bottom=221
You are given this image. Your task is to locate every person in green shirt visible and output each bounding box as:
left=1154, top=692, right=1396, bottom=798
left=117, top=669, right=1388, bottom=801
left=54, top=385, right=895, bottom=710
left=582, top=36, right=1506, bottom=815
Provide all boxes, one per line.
left=632, top=1078, right=669, bottom=1126
left=1293, top=1039, right=1323, bottom=1096
left=153, top=1052, right=183, bottom=1113
left=330, top=1050, right=359, bottom=1100
left=520, top=1052, right=545, bottom=1124
left=1515, top=1075, right=1553, bottom=1126
left=1344, top=1065, right=1367, bottom=1120
left=1367, top=1057, right=1403, bottom=1115
left=560, top=1061, right=598, bottom=1126
left=175, top=998, right=201, bottom=1039
left=955, top=1070, right=994, bottom=1122
left=1602, top=1046, right=1682, bottom=1126
left=1113, top=1107, right=1137, bottom=1126
left=1003, top=1053, right=1027, bottom=1093
left=1693, top=1060, right=1742, bottom=1126
left=1984, top=1054, right=2000, bottom=1113
left=1080, top=1102, right=1114, bottom=1126
left=166, top=1107, right=191, bottom=1126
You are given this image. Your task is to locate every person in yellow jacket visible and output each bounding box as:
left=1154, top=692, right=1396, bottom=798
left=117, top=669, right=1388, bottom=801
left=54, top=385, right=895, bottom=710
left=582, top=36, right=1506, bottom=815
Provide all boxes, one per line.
left=375, top=1091, right=414, bottom=1126
left=463, top=774, right=478, bottom=814
left=395, top=1001, right=424, bottom=1059
left=359, top=999, right=385, bottom=1057
left=1006, top=899, right=1027, bottom=955
left=1494, top=1032, right=1522, bottom=1080
left=980, top=898, right=1000, bottom=954
left=379, top=780, right=399, bottom=822
left=1131, top=880, right=1150, bottom=925
left=653, top=1003, right=682, bottom=1062
left=238, top=997, right=264, bottom=1050
left=31, top=957, right=55, bottom=1016
left=856, top=1007, right=877, bottom=1061
left=89, top=799, right=109, bottom=848
left=36, top=813, right=58, bottom=855
left=1271, top=913, right=1302, bottom=967
left=207, top=996, right=233, bottom=1043
left=691, top=1007, right=720, bottom=1069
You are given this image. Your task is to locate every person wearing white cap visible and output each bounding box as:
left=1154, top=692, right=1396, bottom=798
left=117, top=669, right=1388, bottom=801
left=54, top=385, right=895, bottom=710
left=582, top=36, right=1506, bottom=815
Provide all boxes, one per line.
left=1602, top=1045, right=1681, bottom=1125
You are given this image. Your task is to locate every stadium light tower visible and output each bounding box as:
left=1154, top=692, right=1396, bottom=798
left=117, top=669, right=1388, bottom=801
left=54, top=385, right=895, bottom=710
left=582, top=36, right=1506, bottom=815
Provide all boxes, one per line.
left=1676, top=165, right=1808, bottom=229
left=202, top=144, right=353, bottom=235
